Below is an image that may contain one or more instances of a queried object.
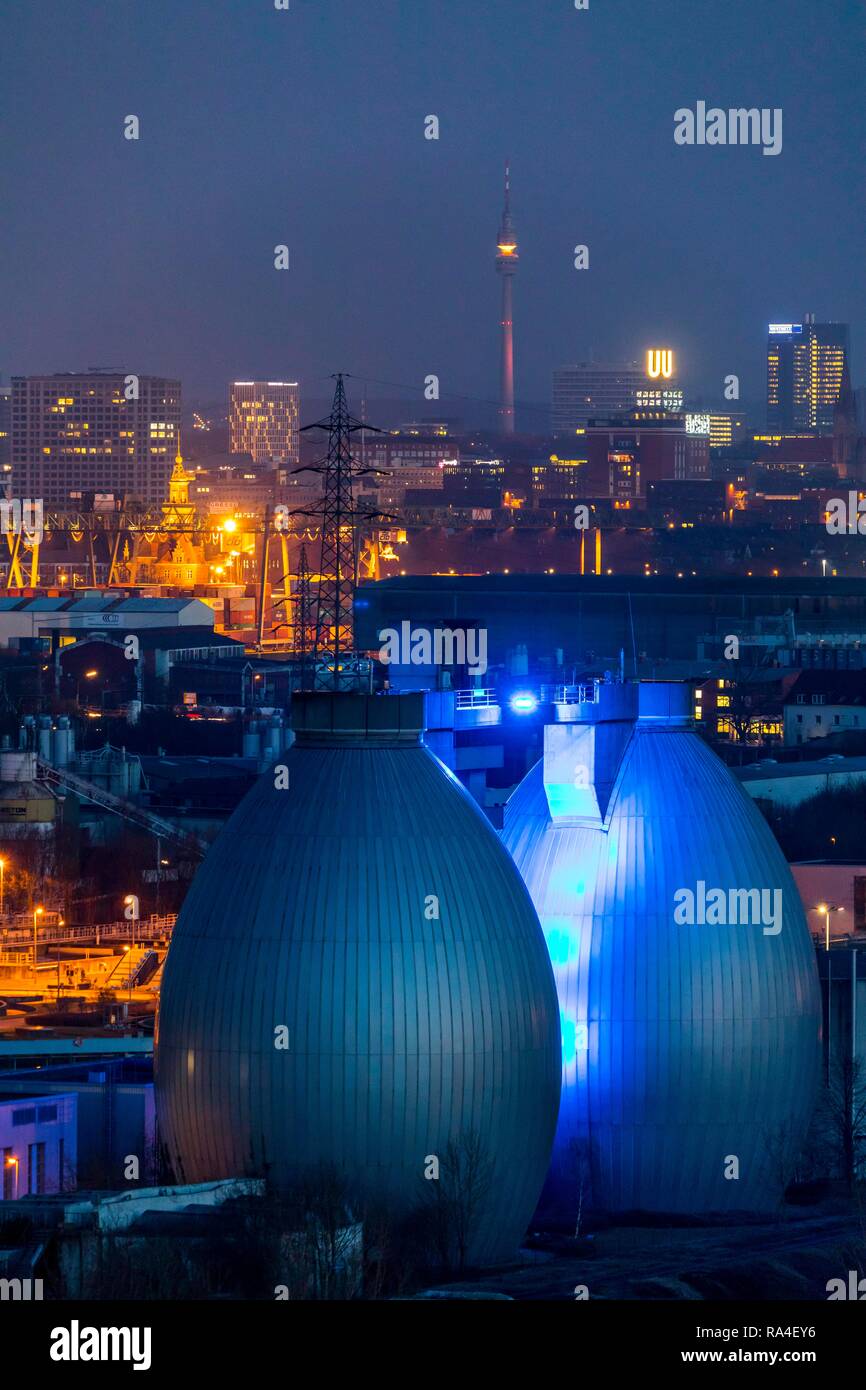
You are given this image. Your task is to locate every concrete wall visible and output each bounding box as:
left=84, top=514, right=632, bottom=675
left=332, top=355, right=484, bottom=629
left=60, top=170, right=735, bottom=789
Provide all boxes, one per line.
left=785, top=703, right=866, bottom=745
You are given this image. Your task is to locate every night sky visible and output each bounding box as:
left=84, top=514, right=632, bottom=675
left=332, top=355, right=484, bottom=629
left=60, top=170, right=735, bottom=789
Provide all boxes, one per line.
left=4, top=0, right=866, bottom=416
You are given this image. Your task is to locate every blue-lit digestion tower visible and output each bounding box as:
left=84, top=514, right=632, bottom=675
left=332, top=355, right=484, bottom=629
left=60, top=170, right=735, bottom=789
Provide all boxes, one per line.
left=501, top=681, right=822, bottom=1213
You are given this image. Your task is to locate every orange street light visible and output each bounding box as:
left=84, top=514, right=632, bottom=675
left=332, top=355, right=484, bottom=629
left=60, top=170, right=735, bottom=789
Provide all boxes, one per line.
left=815, top=902, right=844, bottom=951
left=33, top=905, right=44, bottom=966
left=5, top=1153, right=19, bottom=1198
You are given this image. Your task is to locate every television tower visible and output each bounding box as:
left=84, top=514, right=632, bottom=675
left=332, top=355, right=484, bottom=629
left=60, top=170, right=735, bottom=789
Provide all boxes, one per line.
left=496, top=161, right=518, bottom=435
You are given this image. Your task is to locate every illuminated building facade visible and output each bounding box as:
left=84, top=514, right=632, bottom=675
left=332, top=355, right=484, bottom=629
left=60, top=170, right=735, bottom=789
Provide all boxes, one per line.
left=767, top=316, right=849, bottom=434
left=549, top=417, right=709, bottom=500
left=0, top=385, right=10, bottom=468
left=190, top=467, right=282, bottom=517
left=533, top=453, right=590, bottom=503
left=752, top=434, right=837, bottom=490
left=709, top=411, right=745, bottom=447
left=358, top=431, right=452, bottom=472
left=685, top=412, right=746, bottom=448
left=229, top=381, right=299, bottom=465
left=553, top=362, right=645, bottom=434
left=375, top=466, right=445, bottom=512
left=554, top=351, right=681, bottom=433
left=11, top=372, right=181, bottom=507
left=0, top=1091, right=77, bottom=1199
left=693, top=676, right=783, bottom=743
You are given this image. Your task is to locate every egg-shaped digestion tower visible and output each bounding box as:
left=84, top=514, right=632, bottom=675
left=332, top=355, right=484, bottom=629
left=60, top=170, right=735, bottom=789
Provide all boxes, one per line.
left=501, top=680, right=822, bottom=1215
left=156, top=691, right=561, bottom=1265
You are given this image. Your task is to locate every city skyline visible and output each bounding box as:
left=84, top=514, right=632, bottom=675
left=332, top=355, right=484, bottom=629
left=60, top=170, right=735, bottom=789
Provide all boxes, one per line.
left=4, top=0, right=866, bottom=411
left=5, top=0, right=866, bottom=1345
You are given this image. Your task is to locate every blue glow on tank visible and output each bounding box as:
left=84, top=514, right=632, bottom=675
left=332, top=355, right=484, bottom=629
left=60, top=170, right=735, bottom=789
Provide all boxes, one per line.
left=502, top=680, right=822, bottom=1214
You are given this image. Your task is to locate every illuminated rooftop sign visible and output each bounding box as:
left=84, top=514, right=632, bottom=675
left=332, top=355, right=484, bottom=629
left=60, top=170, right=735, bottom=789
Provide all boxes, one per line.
left=636, top=388, right=684, bottom=411
left=646, top=349, right=674, bottom=379
left=768, top=324, right=802, bottom=335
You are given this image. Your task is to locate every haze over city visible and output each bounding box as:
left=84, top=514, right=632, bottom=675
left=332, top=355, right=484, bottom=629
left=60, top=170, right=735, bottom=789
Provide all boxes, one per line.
left=4, top=0, right=866, bottom=409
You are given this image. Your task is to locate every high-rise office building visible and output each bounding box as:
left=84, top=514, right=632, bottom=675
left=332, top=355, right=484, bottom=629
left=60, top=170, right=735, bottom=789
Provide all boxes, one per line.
left=0, top=385, right=11, bottom=470
left=767, top=316, right=849, bottom=434
left=10, top=372, right=181, bottom=507
left=684, top=411, right=747, bottom=449
left=229, top=381, right=299, bottom=465
left=554, top=362, right=644, bottom=434
left=553, top=352, right=681, bottom=434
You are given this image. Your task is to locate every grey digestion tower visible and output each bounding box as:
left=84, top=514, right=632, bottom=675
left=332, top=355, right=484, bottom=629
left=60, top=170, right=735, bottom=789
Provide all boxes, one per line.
left=156, top=692, right=561, bottom=1264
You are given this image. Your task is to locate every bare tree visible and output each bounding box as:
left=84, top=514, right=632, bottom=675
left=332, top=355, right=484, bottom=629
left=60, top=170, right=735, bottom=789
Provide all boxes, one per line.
left=424, top=1129, right=495, bottom=1272
left=827, top=1056, right=866, bottom=1192
left=763, top=1119, right=804, bottom=1217
left=247, top=1166, right=362, bottom=1301
left=723, top=669, right=779, bottom=758
left=565, top=1137, right=594, bottom=1238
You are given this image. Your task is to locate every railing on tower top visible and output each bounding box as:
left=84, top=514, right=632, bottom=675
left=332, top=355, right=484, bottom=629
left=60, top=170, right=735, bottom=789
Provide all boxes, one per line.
left=552, top=681, right=600, bottom=705
left=454, top=689, right=498, bottom=709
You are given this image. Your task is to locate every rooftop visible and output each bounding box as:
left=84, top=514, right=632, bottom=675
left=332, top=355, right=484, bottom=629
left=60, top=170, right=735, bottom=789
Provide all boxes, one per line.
left=736, top=756, right=866, bottom=781
left=66, top=626, right=241, bottom=652
left=784, top=671, right=866, bottom=706
left=0, top=596, right=208, bottom=614
left=367, top=574, right=866, bottom=598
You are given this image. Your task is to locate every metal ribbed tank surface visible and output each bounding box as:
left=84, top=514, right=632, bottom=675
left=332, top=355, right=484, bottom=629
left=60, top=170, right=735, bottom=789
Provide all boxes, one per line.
left=156, top=691, right=561, bottom=1264
left=501, top=681, right=822, bottom=1214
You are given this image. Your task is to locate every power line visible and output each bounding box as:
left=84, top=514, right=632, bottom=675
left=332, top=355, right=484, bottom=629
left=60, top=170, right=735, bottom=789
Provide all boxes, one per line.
left=334, top=372, right=554, bottom=422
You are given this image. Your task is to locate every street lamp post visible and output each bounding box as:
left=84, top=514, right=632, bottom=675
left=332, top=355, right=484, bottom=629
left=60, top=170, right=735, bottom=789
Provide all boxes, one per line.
left=120, top=944, right=133, bottom=1005
left=816, top=902, right=845, bottom=952
left=124, top=894, right=135, bottom=950
left=76, top=669, right=99, bottom=707
left=5, top=1154, right=19, bottom=1200
left=32, top=905, right=43, bottom=970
